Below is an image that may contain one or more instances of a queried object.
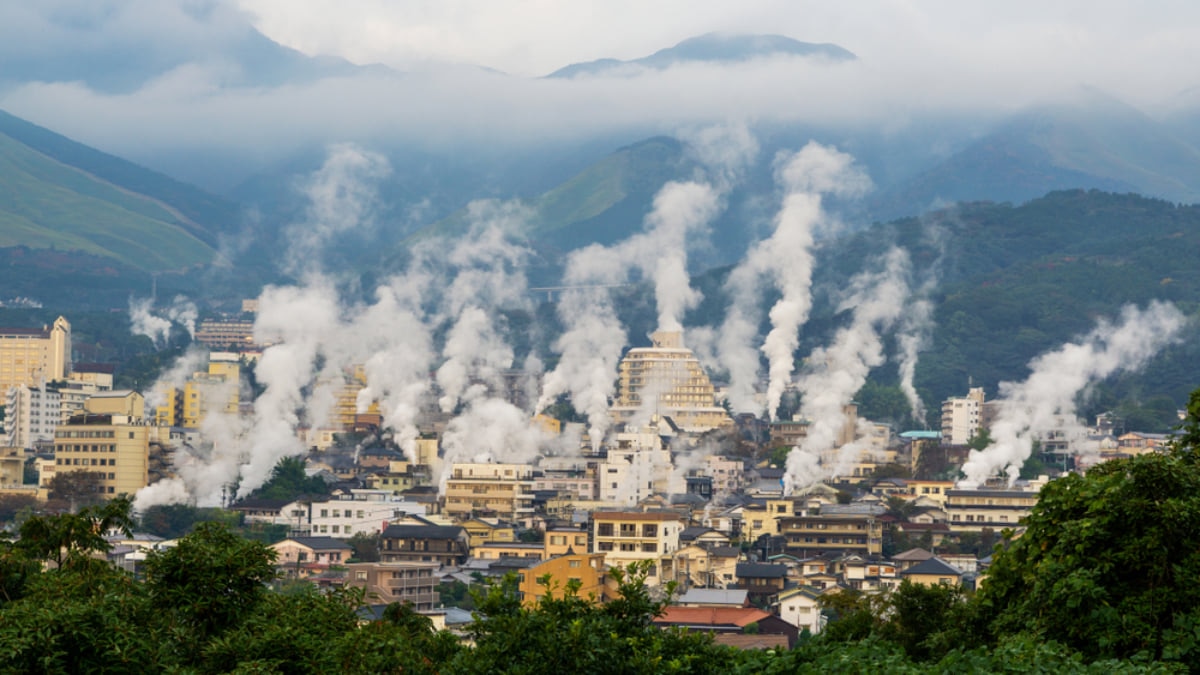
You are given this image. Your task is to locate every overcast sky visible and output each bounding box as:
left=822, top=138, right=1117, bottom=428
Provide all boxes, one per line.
left=2, top=0, right=1198, bottom=188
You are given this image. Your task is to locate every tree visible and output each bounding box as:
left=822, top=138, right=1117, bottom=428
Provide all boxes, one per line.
left=977, top=411, right=1200, bottom=666
left=247, top=456, right=331, bottom=502
left=46, top=470, right=107, bottom=510
left=347, top=531, right=381, bottom=562
left=16, top=495, right=134, bottom=570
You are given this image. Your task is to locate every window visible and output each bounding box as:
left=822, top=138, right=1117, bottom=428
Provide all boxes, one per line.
left=597, top=523, right=613, bottom=537
left=320, top=509, right=328, bottom=518
left=641, top=524, right=657, bottom=537
left=569, top=560, right=581, bottom=568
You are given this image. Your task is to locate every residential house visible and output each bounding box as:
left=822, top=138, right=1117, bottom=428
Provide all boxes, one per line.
left=734, top=562, right=789, bottom=605
left=776, top=586, right=825, bottom=635
left=653, top=607, right=799, bottom=647
left=271, top=537, right=353, bottom=577
left=380, top=524, right=469, bottom=567
left=673, top=543, right=740, bottom=589
left=890, top=547, right=936, bottom=572
left=443, top=462, right=535, bottom=521
left=676, top=588, right=749, bottom=608
left=679, top=527, right=731, bottom=549
left=899, top=556, right=963, bottom=587
left=474, top=542, right=545, bottom=561
left=462, top=517, right=518, bottom=549
left=544, top=528, right=590, bottom=558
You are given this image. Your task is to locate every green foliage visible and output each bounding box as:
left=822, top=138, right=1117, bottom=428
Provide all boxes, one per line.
left=978, top=443, right=1200, bottom=665
left=247, top=456, right=331, bottom=502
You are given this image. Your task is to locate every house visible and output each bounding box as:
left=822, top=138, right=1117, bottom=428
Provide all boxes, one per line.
left=674, top=544, right=741, bottom=589
left=474, top=542, right=545, bottom=561
left=890, top=547, right=936, bottom=571
left=271, top=537, right=354, bottom=577
left=342, top=561, right=440, bottom=609
left=518, top=552, right=609, bottom=606
left=653, top=607, right=799, bottom=647
left=734, top=562, right=789, bottom=604
left=895, top=521, right=952, bottom=547
left=776, top=586, right=825, bottom=635
left=899, top=556, right=963, bottom=587
left=679, top=526, right=732, bottom=549
left=380, top=524, right=469, bottom=567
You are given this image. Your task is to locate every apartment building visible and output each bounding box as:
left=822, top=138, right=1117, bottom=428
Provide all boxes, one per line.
left=609, top=330, right=732, bottom=433
left=778, top=513, right=884, bottom=557
left=344, top=561, right=440, bottom=610
left=944, top=487, right=1038, bottom=533
left=590, top=511, right=685, bottom=583
left=443, top=462, right=535, bottom=521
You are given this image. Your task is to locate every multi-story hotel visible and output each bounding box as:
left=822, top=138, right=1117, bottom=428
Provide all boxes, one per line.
left=4, top=383, right=60, bottom=449
left=778, top=513, right=884, bottom=557
left=443, top=462, right=535, bottom=521
left=51, top=391, right=156, bottom=497
left=0, top=316, right=71, bottom=394
left=609, top=331, right=731, bottom=433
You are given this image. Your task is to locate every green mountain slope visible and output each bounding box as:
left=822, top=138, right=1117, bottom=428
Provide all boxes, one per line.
left=0, top=116, right=220, bottom=272
left=408, top=137, right=693, bottom=250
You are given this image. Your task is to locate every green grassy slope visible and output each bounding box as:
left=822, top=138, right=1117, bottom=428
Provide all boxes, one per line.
left=0, top=131, right=216, bottom=272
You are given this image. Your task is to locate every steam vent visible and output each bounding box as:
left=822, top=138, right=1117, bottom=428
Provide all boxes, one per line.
left=610, top=330, right=732, bottom=433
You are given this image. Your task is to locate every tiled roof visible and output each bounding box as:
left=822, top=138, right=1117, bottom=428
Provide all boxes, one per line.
left=655, top=606, right=773, bottom=628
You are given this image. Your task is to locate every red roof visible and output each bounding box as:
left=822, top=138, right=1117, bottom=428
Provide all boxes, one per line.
left=654, top=606, right=773, bottom=628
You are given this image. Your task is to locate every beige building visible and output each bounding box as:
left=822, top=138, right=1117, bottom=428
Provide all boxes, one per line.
left=194, top=318, right=256, bottom=350
left=443, top=462, right=535, bottom=521
left=591, top=511, right=685, bottom=584
left=57, top=364, right=115, bottom=423
left=344, top=561, right=440, bottom=610
left=51, top=391, right=155, bottom=497
left=0, top=316, right=71, bottom=394
left=779, top=513, right=884, bottom=557
left=941, top=387, right=986, bottom=446
left=597, top=424, right=675, bottom=506
left=609, top=331, right=731, bottom=433
left=944, top=487, right=1038, bottom=533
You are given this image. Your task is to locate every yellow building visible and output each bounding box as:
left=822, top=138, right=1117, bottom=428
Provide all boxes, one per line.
left=463, top=517, right=518, bottom=549
left=0, top=316, right=71, bottom=393
left=155, top=359, right=241, bottom=428
left=609, top=331, right=731, bottom=433
left=905, top=480, right=956, bottom=507
left=443, top=463, right=535, bottom=521
left=545, top=528, right=590, bottom=558
left=53, top=391, right=152, bottom=497
left=519, top=552, right=610, bottom=606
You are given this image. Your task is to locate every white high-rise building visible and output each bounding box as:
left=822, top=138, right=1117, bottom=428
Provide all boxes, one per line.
left=940, top=387, right=986, bottom=446
left=5, top=383, right=61, bottom=449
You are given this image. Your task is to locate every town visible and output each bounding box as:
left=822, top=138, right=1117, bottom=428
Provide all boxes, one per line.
left=0, top=311, right=1179, bottom=651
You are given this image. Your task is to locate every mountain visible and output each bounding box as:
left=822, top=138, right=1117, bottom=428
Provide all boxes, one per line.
left=546, top=33, right=855, bottom=78
left=869, top=92, right=1200, bottom=220
left=0, top=109, right=241, bottom=275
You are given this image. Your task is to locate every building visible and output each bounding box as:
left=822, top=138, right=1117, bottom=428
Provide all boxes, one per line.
left=443, top=463, right=535, bottom=521
left=596, top=423, right=675, bottom=506
left=518, top=552, right=609, bottom=606
left=944, top=487, right=1038, bottom=533
left=776, top=586, right=826, bottom=635
left=0, top=317, right=71, bottom=394
left=544, top=528, right=590, bottom=558
left=778, top=513, right=884, bottom=557
left=609, top=331, right=732, bottom=433
left=270, top=537, right=354, bottom=577
left=56, top=363, right=115, bottom=423
left=733, top=562, right=789, bottom=605
left=941, top=387, right=986, bottom=446
left=154, top=358, right=241, bottom=428
left=51, top=391, right=156, bottom=497
left=898, top=556, right=963, bottom=587
left=194, top=318, right=256, bottom=351
left=590, top=511, right=684, bottom=584
left=343, top=561, right=440, bottom=609
left=653, top=607, right=799, bottom=647
left=380, top=524, right=469, bottom=567
left=5, top=383, right=61, bottom=449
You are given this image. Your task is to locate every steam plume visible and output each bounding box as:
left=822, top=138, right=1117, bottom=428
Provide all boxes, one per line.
left=784, top=246, right=912, bottom=494
left=960, top=301, right=1187, bottom=486
left=719, top=142, right=871, bottom=417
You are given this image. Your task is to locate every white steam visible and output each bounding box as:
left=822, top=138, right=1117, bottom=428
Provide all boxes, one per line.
left=783, top=246, right=912, bottom=494
left=719, top=142, right=871, bottom=417
left=960, top=301, right=1188, bottom=487
left=129, top=295, right=199, bottom=347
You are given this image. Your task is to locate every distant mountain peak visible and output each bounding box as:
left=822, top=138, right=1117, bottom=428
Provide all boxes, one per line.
left=546, top=32, right=855, bottom=79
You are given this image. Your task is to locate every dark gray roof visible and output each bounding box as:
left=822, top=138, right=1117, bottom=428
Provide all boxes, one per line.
left=900, top=557, right=963, bottom=578
left=736, top=563, right=789, bottom=579
left=381, top=524, right=465, bottom=540
left=287, top=537, right=352, bottom=551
